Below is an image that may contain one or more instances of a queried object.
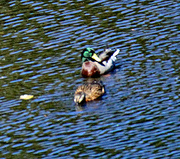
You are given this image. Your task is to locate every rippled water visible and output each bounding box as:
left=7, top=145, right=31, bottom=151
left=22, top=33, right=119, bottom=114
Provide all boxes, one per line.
left=0, top=0, right=180, bottom=158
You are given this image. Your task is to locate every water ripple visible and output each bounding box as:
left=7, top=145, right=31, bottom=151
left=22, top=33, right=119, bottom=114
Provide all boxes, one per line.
left=0, top=0, right=179, bottom=158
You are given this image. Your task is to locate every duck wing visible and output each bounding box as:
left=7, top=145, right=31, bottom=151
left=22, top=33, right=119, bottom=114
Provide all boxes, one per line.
left=99, top=49, right=119, bottom=62
left=76, top=81, right=104, bottom=101
left=86, top=82, right=105, bottom=101
left=95, top=49, right=120, bottom=74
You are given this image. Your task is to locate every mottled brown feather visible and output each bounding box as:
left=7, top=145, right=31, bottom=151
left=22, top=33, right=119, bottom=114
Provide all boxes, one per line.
left=74, top=82, right=105, bottom=102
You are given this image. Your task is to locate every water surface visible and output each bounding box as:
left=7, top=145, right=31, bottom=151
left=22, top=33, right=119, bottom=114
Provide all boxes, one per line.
left=0, top=0, right=180, bottom=158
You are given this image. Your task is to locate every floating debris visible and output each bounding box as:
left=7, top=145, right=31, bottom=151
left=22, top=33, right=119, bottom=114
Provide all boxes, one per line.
left=20, top=94, right=34, bottom=100
left=0, top=76, right=6, bottom=79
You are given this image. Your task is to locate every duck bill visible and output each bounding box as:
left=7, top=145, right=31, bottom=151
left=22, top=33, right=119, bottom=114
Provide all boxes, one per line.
left=92, top=53, right=101, bottom=62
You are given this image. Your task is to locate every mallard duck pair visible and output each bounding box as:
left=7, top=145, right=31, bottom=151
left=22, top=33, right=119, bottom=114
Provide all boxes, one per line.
left=74, top=47, right=119, bottom=104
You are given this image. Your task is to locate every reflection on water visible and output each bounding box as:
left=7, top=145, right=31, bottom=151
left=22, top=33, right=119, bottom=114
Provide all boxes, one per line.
left=0, top=0, right=180, bottom=158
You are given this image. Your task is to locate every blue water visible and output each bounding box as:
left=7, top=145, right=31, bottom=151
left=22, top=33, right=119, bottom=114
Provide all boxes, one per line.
left=0, top=0, right=180, bottom=158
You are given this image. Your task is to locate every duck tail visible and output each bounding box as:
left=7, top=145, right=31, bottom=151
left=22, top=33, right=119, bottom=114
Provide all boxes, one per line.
left=111, top=49, right=120, bottom=61
left=113, top=49, right=120, bottom=57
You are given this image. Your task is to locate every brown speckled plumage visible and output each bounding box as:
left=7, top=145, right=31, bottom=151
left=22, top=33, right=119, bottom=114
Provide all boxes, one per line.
left=74, top=81, right=105, bottom=104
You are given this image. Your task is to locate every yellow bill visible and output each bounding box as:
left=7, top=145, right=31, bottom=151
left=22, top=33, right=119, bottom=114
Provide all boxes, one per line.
left=92, top=53, right=101, bottom=62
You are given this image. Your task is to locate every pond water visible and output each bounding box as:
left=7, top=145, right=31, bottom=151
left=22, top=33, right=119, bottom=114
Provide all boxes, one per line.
left=0, top=0, right=180, bottom=158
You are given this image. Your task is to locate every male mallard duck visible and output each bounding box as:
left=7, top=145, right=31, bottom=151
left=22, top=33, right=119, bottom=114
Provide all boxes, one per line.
left=74, top=81, right=105, bottom=104
left=81, top=47, right=120, bottom=77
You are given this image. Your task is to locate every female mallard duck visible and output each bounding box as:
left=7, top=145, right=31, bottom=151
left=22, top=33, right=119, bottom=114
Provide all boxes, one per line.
left=74, top=81, right=105, bottom=104
left=81, top=47, right=120, bottom=77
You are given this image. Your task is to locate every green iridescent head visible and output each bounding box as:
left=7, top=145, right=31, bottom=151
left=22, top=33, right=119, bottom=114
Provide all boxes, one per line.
left=81, top=47, right=102, bottom=63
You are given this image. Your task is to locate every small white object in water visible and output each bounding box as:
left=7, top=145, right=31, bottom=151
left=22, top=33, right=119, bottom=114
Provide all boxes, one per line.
left=0, top=76, right=6, bottom=79
left=20, top=94, right=34, bottom=100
